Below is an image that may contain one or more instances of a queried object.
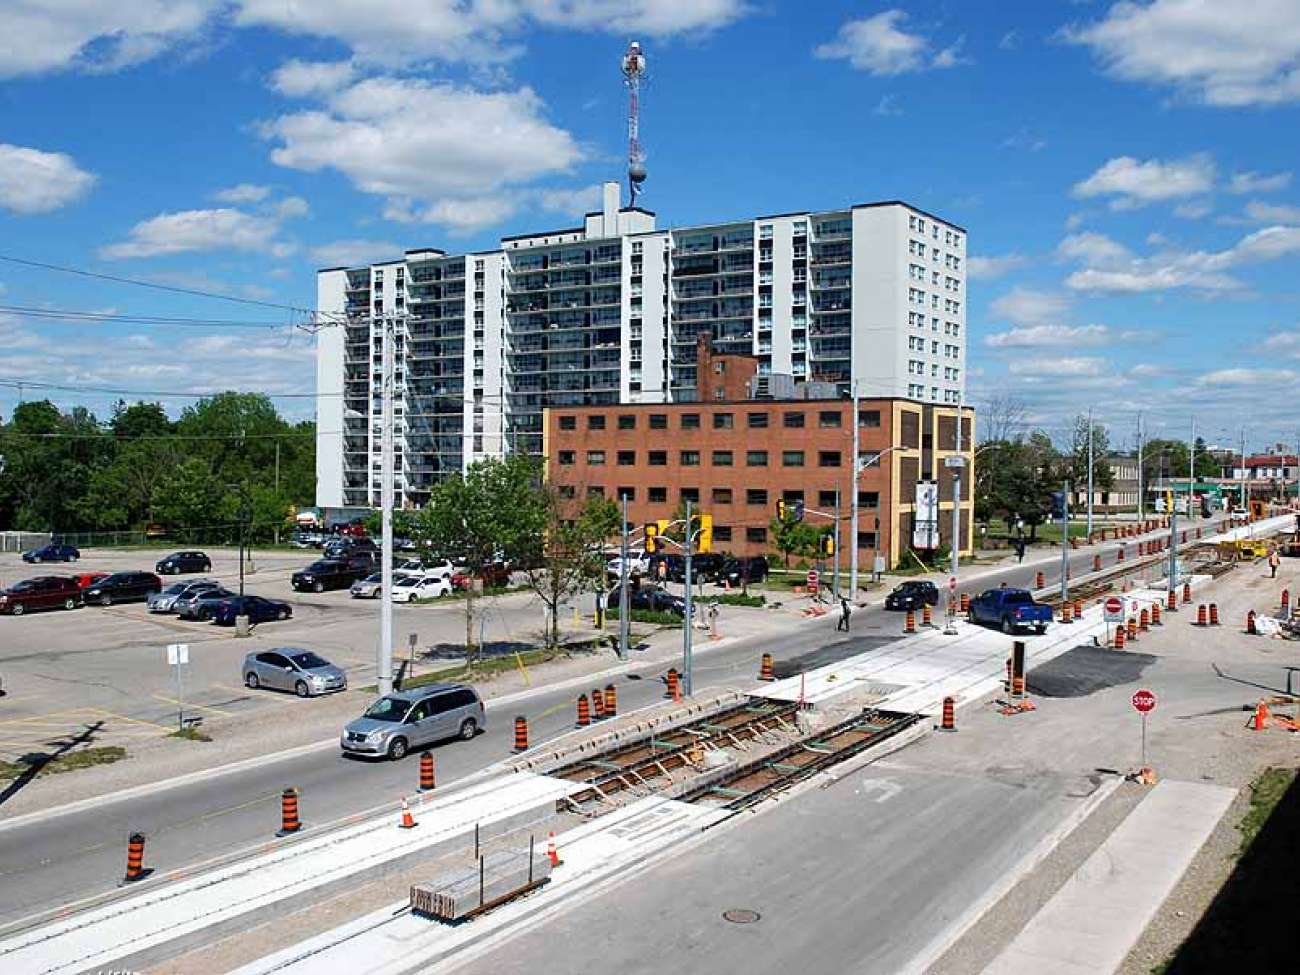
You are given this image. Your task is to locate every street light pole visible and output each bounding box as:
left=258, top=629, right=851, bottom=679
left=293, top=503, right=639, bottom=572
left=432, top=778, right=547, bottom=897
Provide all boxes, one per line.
left=848, top=380, right=860, bottom=597
left=618, top=493, right=630, bottom=661
left=1136, top=412, right=1145, bottom=521
left=1060, top=479, right=1071, bottom=606
left=1086, top=407, right=1094, bottom=537
left=682, top=498, right=694, bottom=697
left=378, top=314, right=395, bottom=696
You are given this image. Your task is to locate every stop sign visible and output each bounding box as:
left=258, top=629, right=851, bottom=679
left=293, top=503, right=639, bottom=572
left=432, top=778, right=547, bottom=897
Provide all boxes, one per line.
left=948, top=575, right=957, bottom=593
left=1132, top=689, right=1156, bottom=713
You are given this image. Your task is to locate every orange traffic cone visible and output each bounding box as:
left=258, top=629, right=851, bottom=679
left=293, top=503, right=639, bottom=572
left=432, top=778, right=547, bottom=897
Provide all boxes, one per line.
left=547, top=830, right=561, bottom=866
left=1252, top=701, right=1269, bottom=731
left=399, top=795, right=417, bottom=829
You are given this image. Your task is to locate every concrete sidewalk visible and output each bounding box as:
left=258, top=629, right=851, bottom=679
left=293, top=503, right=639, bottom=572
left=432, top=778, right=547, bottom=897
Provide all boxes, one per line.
left=984, top=780, right=1236, bottom=975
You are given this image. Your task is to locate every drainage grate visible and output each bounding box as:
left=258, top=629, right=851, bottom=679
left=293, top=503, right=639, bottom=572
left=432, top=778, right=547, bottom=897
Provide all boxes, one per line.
left=722, top=909, right=761, bottom=924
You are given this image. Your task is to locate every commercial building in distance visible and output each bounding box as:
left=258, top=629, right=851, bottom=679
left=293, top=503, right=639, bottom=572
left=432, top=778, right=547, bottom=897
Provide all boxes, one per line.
left=315, top=182, right=967, bottom=509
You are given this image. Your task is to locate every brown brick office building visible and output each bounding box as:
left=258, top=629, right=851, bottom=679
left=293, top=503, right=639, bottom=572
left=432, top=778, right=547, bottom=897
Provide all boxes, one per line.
left=544, top=397, right=974, bottom=569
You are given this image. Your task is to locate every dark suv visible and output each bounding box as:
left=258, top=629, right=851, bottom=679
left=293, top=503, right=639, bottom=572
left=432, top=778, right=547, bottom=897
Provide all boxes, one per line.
left=83, top=571, right=162, bottom=606
left=884, top=580, right=940, bottom=611
left=156, top=550, right=212, bottom=574
left=323, top=537, right=379, bottom=561
left=292, top=559, right=367, bottom=592
left=0, top=576, right=83, bottom=615
left=718, top=556, right=769, bottom=587
left=22, top=543, right=80, bottom=563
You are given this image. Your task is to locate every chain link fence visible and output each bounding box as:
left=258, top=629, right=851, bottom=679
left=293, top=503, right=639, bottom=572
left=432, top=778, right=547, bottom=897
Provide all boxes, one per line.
left=0, top=531, right=51, bottom=553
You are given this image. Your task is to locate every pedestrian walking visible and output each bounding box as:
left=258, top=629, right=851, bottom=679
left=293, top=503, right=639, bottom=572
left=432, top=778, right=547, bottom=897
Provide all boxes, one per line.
left=837, top=597, right=851, bottom=631
left=1014, top=538, right=1026, bottom=563
left=1269, top=549, right=1281, bottom=579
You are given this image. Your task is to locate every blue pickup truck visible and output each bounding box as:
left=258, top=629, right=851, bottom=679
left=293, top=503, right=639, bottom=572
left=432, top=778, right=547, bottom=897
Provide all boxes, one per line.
left=968, top=588, right=1052, bottom=635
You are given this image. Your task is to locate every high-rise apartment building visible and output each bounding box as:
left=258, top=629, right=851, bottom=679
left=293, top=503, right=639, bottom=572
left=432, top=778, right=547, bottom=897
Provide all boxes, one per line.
left=315, top=183, right=966, bottom=508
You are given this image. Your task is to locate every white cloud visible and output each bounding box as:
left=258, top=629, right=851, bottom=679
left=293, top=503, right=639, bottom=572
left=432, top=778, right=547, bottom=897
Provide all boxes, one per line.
left=0, top=143, right=97, bottom=214
left=966, top=253, right=1026, bottom=280
left=272, top=196, right=310, bottom=219
left=213, top=183, right=271, bottom=204
left=990, top=287, right=1071, bottom=327
left=1174, top=200, right=1213, bottom=220
left=1008, top=356, right=1107, bottom=377
left=998, top=30, right=1019, bottom=51
left=310, top=239, right=404, bottom=268
left=1128, top=363, right=1170, bottom=378
left=1228, top=170, right=1292, bottom=194
left=1244, top=200, right=1300, bottom=223
left=0, top=1, right=221, bottom=77
left=1001, top=128, right=1046, bottom=152
left=1063, top=0, right=1300, bottom=107
left=814, top=10, right=966, bottom=75
left=518, top=0, right=749, bottom=36
left=1072, top=154, right=1216, bottom=209
left=1196, top=367, right=1299, bottom=387
left=262, top=76, right=582, bottom=234
left=538, top=184, right=604, bottom=216
left=985, top=324, right=1111, bottom=348
left=1056, top=232, right=1131, bottom=267
left=873, top=94, right=903, bottom=116
left=270, top=59, right=357, bottom=98
left=100, top=199, right=307, bottom=260
left=1261, top=331, right=1300, bottom=357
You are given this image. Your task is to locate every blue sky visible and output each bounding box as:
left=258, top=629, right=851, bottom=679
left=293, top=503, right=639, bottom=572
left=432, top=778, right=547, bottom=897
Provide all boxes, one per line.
left=1, top=1, right=1298, bottom=454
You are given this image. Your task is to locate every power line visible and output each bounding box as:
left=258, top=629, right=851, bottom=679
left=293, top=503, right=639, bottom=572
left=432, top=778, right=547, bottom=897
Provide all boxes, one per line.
left=0, top=305, right=298, bottom=329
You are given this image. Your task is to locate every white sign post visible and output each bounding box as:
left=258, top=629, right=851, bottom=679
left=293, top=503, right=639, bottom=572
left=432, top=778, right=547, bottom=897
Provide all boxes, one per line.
left=166, top=643, right=189, bottom=733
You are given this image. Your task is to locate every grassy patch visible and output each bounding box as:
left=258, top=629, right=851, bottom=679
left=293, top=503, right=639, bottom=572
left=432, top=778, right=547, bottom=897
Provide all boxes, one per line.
left=0, top=745, right=127, bottom=782
left=168, top=725, right=213, bottom=742
left=361, top=643, right=610, bottom=694
left=605, top=608, right=684, bottom=627
left=1238, top=767, right=1296, bottom=855
left=709, top=593, right=766, bottom=607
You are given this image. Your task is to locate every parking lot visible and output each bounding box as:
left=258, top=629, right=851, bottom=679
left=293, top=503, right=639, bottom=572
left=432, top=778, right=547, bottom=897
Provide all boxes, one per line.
left=0, top=545, right=594, bottom=763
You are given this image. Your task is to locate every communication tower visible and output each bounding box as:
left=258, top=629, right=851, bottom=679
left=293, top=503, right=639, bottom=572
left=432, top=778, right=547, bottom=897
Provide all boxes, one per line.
left=621, top=41, right=647, bottom=205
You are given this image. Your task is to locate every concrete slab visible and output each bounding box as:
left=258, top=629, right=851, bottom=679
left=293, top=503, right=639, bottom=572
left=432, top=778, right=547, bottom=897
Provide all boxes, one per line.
left=983, top=779, right=1236, bottom=975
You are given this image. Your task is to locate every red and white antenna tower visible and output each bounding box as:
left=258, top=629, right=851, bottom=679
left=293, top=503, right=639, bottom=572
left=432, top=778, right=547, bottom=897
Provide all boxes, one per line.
left=621, top=41, right=647, bottom=206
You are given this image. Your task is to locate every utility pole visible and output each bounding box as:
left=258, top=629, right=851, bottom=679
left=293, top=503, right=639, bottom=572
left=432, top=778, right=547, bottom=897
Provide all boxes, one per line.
left=682, top=498, right=694, bottom=697
left=274, top=440, right=281, bottom=546
left=951, top=396, right=962, bottom=584
left=1167, top=494, right=1178, bottom=596
left=378, top=314, right=395, bottom=696
left=1086, top=407, right=1094, bottom=536
left=1136, top=412, right=1145, bottom=521
left=1060, top=480, right=1071, bottom=607
left=618, top=493, right=630, bottom=661
left=1240, top=427, right=1247, bottom=511
left=848, top=380, right=860, bottom=598
left=832, top=489, right=841, bottom=599
left=1189, top=416, right=1196, bottom=503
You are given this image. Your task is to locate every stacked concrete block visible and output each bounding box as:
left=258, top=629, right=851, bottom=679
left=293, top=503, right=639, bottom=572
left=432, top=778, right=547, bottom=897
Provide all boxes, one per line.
left=411, top=848, right=551, bottom=921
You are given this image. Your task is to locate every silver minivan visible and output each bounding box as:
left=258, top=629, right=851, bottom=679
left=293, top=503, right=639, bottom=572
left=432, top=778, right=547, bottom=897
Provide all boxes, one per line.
left=340, top=684, right=485, bottom=760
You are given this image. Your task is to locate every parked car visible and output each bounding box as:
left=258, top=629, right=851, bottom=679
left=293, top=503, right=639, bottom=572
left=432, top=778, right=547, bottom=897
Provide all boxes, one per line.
left=884, top=580, right=940, bottom=611
left=396, top=557, right=457, bottom=580
left=155, top=550, right=212, bottom=575
left=340, top=684, right=485, bottom=760
left=148, top=579, right=222, bottom=614
left=606, top=583, right=686, bottom=617
left=351, top=571, right=391, bottom=599
left=291, top=559, right=367, bottom=593
left=391, top=575, right=452, bottom=602
left=243, top=648, right=346, bottom=697
left=647, top=552, right=726, bottom=583
left=717, top=556, right=769, bottom=587
left=605, top=554, right=650, bottom=581
left=291, top=530, right=325, bottom=548
left=211, top=595, right=292, bottom=626
left=83, top=571, right=162, bottom=606
left=72, top=571, right=109, bottom=590
left=177, top=586, right=236, bottom=621
left=968, top=588, right=1053, bottom=635
left=0, top=576, right=82, bottom=615
left=451, top=562, right=511, bottom=591
left=323, top=536, right=378, bottom=560
left=21, top=543, right=80, bottom=564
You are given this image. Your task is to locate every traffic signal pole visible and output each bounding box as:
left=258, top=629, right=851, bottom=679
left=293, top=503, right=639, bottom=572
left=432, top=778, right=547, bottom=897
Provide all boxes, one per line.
left=683, top=498, right=694, bottom=697
left=1060, top=480, right=1070, bottom=607
left=618, top=493, right=630, bottom=661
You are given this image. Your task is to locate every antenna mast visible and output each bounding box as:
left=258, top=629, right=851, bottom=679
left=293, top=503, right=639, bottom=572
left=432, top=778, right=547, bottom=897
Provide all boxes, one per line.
left=621, top=41, right=647, bottom=205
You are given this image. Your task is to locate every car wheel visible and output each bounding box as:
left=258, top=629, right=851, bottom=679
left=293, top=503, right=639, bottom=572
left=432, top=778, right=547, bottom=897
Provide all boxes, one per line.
left=459, top=718, right=477, bottom=740
left=1036, top=625, right=1047, bottom=635
left=100, top=593, right=113, bottom=607
left=278, top=608, right=289, bottom=621
left=387, top=737, right=409, bottom=761
left=199, top=608, right=211, bottom=622
left=313, top=581, right=324, bottom=593
left=63, top=597, right=75, bottom=611
left=246, top=672, right=260, bottom=689
left=294, top=680, right=309, bottom=698
left=203, top=563, right=211, bottom=572
left=31, top=556, right=40, bottom=564
left=1001, top=616, right=1013, bottom=634
left=11, top=603, right=24, bottom=616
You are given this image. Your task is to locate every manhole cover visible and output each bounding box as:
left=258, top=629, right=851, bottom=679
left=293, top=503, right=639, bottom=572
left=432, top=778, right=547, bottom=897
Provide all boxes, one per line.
left=722, top=909, right=761, bottom=924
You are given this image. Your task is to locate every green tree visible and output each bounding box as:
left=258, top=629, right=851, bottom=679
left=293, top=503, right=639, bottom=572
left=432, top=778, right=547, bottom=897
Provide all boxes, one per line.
left=769, top=513, right=822, bottom=569
left=110, top=400, right=172, bottom=439
left=1067, top=415, right=1114, bottom=494
left=1142, top=438, right=1190, bottom=485
left=153, top=459, right=224, bottom=538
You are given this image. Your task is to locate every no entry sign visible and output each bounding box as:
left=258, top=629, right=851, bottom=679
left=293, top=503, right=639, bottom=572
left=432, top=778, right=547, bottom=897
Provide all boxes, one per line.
left=1132, top=688, right=1157, bottom=713
left=1103, top=596, right=1125, bottom=622
left=806, top=569, right=820, bottom=594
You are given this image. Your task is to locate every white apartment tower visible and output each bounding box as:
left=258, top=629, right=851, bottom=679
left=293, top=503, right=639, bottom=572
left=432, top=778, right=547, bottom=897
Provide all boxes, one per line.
left=316, top=182, right=966, bottom=508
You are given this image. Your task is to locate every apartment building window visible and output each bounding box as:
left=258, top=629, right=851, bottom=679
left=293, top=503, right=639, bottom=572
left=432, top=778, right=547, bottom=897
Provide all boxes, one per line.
left=617, top=414, right=636, bottom=430
left=748, top=411, right=769, bottom=429
left=681, top=413, right=700, bottom=430
left=859, top=410, right=881, bottom=428
left=648, top=450, right=667, bottom=466
left=713, top=525, right=733, bottom=543
left=559, top=415, right=576, bottom=430
left=648, top=486, right=667, bottom=503
left=712, top=450, right=734, bottom=466
left=587, top=450, right=606, bottom=465
left=746, top=450, right=768, bottom=466
left=586, top=486, right=605, bottom=499
left=783, top=411, right=805, bottom=428
left=759, top=224, right=773, bottom=239
left=680, top=487, right=700, bottom=503
left=680, top=450, right=701, bottom=466
left=818, top=410, right=842, bottom=428
left=782, top=489, right=804, bottom=504
left=857, top=531, right=878, bottom=550
left=558, top=450, right=575, bottom=466
left=819, top=451, right=842, bottom=467
left=713, top=412, right=734, bottom=430
left=617, top=487, right=636, bottom=501
left=588, top=415, right=606, bottom=430
left=746, top=488, right=768, bottom=506
left=818, top=490, right=839, bottom=509
left=649, top=413, right=668, bottom=429
left=632, top=241, right=643, bottom=254
left=746, top=527, right=767, bottom=544
left=782, top=450, right=805, bottom=467
left=712, top=487, right=733, bottom=504
left=617, top=450, right=636, bottom=466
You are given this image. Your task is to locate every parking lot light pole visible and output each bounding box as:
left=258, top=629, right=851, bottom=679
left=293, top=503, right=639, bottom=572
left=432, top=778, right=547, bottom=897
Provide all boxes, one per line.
left=618, top=493, right=630, bottom=661
left=683, top=499, right=694, bottom=697
left=378, top=315, right=396, bottom=696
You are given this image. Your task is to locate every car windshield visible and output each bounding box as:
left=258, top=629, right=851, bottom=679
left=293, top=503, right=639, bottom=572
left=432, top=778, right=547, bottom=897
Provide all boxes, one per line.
left=1003, top=591, right=1032, bottom=604
left=162, top=583, right=188, bottom=595
left=363, top=697, right=409, bottom=722
left=364, top=573, right=382, bottom=583
left=396, top=577, right=419, bottom=587
left=290, top=652, right=329, bottom=669
left=9, top=581, right=34, bottom=592
left=307, top=561, right=334, bottom=572
left=101, top=574, right=129, bottom=584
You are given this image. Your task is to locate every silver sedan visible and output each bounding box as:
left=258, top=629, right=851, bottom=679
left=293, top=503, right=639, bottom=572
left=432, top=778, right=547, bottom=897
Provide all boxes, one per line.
left=242, top=648, right=347, bottom=697
left=148, top=579, right=220, bottom=614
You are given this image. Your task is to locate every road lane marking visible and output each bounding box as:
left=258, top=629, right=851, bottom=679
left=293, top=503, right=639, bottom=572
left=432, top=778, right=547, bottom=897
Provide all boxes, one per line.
left=150, top=694, right=232, bottom=718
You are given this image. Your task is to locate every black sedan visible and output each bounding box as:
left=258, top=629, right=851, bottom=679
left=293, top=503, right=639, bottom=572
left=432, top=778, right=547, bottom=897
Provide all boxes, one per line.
left=212, top=595, right=292, bottom=626
left=291, top=559, right=367, bottom=592
left=607, top=584, right=686, bottom=617
left=84, top=571, right=162, bottom=606
left=883, top=580, right=940, bottom=611
left=156, top=550, right=212, bottom=574
left=22, top=543, right=80, bottom=564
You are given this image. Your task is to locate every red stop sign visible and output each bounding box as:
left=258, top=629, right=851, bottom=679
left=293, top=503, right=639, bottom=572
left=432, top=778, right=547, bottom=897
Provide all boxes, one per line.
left=1132, top=689, right=1156, bottom=713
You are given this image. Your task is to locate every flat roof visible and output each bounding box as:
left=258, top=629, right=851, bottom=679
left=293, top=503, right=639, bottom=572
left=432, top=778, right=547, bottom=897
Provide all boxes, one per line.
left=500, top=225, right=584, bottom=242
left=852, top=200, right=967, bottom=233
left=542, top=398, right=975, bottom=411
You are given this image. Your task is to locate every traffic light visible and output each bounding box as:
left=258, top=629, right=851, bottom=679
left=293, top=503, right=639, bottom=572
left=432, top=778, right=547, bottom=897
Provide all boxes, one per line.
left=1049, top=491, right=1066, bottom=520
left=1165, top=490, right=1174, bottom=516
left=794, top=499, right=805, bottom=522
left=776, top=498, right=788, bottom=521
left=644, top=522, right=659, bottom=554
left=820, top=533, right=836, bottom=557
left=696, top=514, right=714, bottom=554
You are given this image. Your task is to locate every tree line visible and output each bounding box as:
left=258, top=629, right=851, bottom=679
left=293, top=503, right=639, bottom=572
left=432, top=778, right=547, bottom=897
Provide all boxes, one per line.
left=0, top=393, right=315, bottom=540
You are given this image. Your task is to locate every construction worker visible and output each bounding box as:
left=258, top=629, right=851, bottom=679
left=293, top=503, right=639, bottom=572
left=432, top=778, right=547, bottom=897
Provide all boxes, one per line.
left=837, top=596, right=851, bottom=632
left=1269, top=548, right=1281, bottom=579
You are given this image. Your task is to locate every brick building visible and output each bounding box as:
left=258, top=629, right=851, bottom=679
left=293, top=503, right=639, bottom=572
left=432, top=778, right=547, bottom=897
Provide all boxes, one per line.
left=544, top=397, right=974, bottom=569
